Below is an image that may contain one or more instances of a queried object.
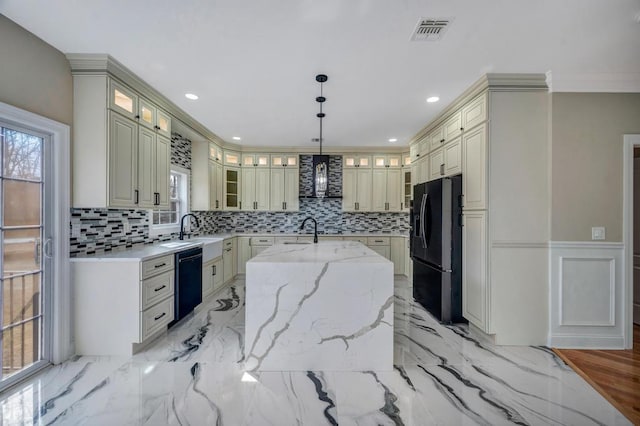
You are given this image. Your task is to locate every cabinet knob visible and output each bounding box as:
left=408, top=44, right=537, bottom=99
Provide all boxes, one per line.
left=135, top=115, right=140, bottom=120
left=460, top=127, right=464, bottom=131
left=440, top=139, right=445, bottom=143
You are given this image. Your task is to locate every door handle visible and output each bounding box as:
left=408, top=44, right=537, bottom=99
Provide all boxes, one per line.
left=43, top=238, right=53, bottom=259
left=212, top=265, right=216, bottom=276
left=134, top=189, right=139, bottom=204
left=419, top=194, right=427, bottom=249
left=440, top=164, right=445, bottom=176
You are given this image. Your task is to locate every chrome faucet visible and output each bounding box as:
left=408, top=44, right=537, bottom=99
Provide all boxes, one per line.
left=299, top=216, right=318, bottom=243
left=179, top=213, right=200, bottom=240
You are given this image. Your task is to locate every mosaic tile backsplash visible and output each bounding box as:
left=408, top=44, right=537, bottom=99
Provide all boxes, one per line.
left=69, top=148, right=408, bottom=256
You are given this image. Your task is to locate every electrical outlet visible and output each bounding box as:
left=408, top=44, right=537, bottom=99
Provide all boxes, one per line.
left=591, top=226, right=605, bottom=240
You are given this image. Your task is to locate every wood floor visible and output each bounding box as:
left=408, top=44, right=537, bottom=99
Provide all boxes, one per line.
left=554, top=325, right=640, bottom=425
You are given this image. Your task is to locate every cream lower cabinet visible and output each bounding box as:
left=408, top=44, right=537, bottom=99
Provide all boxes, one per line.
left=222, top=238, right=237, bottom=283
left=390, top=237, right=405, bottom=275
left=241, top=167, right=270, bottom=211
left=343, top=168, right=372, bottom=212
left=202, top=257, right=223, bottom=299
left=371, top=169, right=402, bottom=212
left=237, top=237, right=251, bottom=274
left=462, top=210, right=488, bottom=331
left=366, top=237, right=391, bottom=260
left=72, top=254, right=175, bottom=355
left=270, top=168, right=299, bottom=211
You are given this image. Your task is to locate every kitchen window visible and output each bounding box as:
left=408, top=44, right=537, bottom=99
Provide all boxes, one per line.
left=150, top=166, right=189, bottom=236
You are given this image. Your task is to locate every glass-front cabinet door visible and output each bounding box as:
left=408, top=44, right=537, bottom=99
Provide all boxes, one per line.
left=138, top=98, right=156, bottom=130
left=224, top=167, right=240, bottom=210
left=156, top=109, right=171, bottom=138
left=109, top=80, right=138, bottom=120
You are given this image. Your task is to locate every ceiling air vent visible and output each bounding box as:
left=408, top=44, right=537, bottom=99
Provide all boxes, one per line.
left=410, top=18, right=452, bottom=41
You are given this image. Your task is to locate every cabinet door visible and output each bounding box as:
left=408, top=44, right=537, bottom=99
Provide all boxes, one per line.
left=402, top=169, right=412, bottom=211
left=223, top=248, right=233, bottom=283
left=462, top=92, right=487, bottom=132
left=237, top=237, right=251, bottom=274
left=255, top=168, right=271, bottom=210
left=155, top=135, right=170, bottom=208
left=444, top=136, right=462, bottom=176
left=371, top=169, right=387, bottom=211
left=430, top=126, right=444, bottom=151
left=109, top=112, right=138, bottom=207
left=156, top=109, right=171, bottom=138
left=224, top=151, right=241, bottom=166
left=356, top=169, right=372, bottom=211
left=342, top=168, right=357, bottom=211
left=109, top=80, right=138, bottom=120
left=419, top=156, right=430, bottom=184
left=241, top=168, right=256, bottom=210
left=284, top=167, right=299, bottom=211
left=213, top=258, right=224, bottom=290
left=270, top=168, right=285, bottom=211
left=462, top=211, right=488, bottom=331
left=224, top=167, right=240, bottom=210
left=137, top=126, right=155, bottom=208
left=138, top=98, right=156, bottom=130
left=202, top=260, right=215, bottom=298
left=462, top=124, right=487, bottom=210
left=368, top=245, right=390, bottom=260
left=429, top=148, right=444, bottom=181
left=208, top=161, right=218, bottom=210
left=386, top=169, right=402, bottom=211
left=215, top=163, right=223, bottom=210
left=443, top=111, right=462, bottom=143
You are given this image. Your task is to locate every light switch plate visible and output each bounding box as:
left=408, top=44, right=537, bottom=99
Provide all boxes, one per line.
left=592, top=226, right=605, bottom=240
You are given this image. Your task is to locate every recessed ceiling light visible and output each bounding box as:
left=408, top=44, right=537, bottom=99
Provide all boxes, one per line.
left=426, top=96, right=440, bottom=103
left=185, top=93, right=198, bottom=100
left=388, top=138, right=398, bottom=143
left=232, top=136, right=241, bottom=141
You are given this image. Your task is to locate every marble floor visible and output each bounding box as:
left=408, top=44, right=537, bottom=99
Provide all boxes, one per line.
left=0, top=278, right=631, bottom=425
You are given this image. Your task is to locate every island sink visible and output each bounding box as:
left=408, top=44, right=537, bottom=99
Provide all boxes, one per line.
left=245, top=241, right=394, bottom=371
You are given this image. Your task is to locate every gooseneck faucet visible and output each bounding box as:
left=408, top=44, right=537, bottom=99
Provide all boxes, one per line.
left=179, top=213, right=200, bottom=240
left=299, top=217, right=318, bottom=244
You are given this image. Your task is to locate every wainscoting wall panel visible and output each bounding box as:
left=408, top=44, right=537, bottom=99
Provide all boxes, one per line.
left=549, top=241, right=624, bottom=349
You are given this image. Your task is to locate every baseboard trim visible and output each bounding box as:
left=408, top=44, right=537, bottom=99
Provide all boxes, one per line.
left=549, top=334, right=625, bottom=349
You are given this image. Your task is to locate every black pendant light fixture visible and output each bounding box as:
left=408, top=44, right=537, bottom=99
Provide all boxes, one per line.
left=313, top=74, right=329, bottom=198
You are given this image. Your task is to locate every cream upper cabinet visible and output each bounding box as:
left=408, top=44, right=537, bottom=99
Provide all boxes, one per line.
left=443, top=136, right=462, bottom=177
left=271, top=154, right=298, bottom=168
left=135, top=97, right=171, bottom=138
left=209, top=143, right=223, bottom=163
left=372, top=169, right=402, bottom=212
left=429, top=125, right=445, bottom=151
left=342, top=168, right=372, bottom=211
left=223, top=166, right=240, bottom=210
left=461, top=92, right=487, bottom=132
left=462, top=123, right=487, bottom=210
left=156, top=109, right=171, bottom=138
left=373, top=154, right=402, bottom=169
left=108, top=112, right=138, bottom=207
left=242, top=153, right=270, bottom=168
left=442, top=111, right=462, bottom=143
left=402, top=169, right=411, bottom=211
left=412, top=155, right=429, bottom=185
left=270, top=167, right=299, bottom=211
left=462, top=210, right=488, bottom=330
left=207, top=160, right=223, bottom=210
left=409, top=144, right=418, bottom=161
left=402, top=153, right=411, bottom=168
left=137, top=126, right=170, bottom=209
left=429, top=148, right=444, bottom=181
left=241, top=167, right=270, bottom=210
left=109, top=80, right=138, bottom=120
left=224, top=150, right=242, bottom=167
left=343, top=155, right=371, bottom=168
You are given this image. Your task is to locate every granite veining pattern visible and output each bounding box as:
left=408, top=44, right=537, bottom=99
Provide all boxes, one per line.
left=0, top=279, right=631, bottom=425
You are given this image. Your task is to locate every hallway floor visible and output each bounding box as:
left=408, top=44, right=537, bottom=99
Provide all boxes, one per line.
left=0, top=278, right=631, bottom=425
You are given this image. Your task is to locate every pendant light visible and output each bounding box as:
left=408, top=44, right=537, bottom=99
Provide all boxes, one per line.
left=313, top=74, right=329, bottom=198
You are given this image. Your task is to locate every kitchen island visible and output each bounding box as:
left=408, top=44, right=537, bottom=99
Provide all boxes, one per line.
left=245, top=241, right=394, bottom=371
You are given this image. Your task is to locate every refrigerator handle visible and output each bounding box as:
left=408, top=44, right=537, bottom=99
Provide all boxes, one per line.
left=420, top=193, right=428, bottom=249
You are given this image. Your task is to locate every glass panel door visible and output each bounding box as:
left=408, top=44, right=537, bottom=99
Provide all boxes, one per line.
left=0, top=123, right=50, bottom=389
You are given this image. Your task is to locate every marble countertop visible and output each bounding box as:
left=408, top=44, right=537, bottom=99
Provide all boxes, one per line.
left=248, top=241, right=391, bottom=264
left=70, top=231, right=409, bottom=262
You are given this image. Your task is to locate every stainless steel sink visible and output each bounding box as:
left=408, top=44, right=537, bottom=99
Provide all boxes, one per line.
left=283, top=241, right=312, bottom=245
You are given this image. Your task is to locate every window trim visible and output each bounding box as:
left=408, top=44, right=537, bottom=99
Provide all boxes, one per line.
left=149, top=165, right=190, bottom=237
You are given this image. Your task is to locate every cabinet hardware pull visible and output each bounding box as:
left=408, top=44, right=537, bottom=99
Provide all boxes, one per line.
left=212, top=265, right=216, bottom=276
left=375, top=240, right=383, bottom=243
left=216, top=200, right=219, bottom=209
left=440, top=164, right=445, bottom=175
left=440, top=138, right=445, bottom=143
left=458, top=194, right=464, bottom=208
left=135, top=115, right=140, bottom=119
left=239, top=201, right=242, bottom=209
left=154, top=285, right=167, bottom=292
left=134, top=189, right=139, bottom=204
left=284, top=202, right=287, bottom=210
left=154, top=263, right=167, bottom=268
left=460, top=127, right=464, bottom=131
left=154, top=312, right=166, bottom=321
left=401, top=202, right=403, bottom=210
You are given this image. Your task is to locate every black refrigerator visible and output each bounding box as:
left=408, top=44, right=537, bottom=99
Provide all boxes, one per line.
left=410, top=176, right=465, bottom=324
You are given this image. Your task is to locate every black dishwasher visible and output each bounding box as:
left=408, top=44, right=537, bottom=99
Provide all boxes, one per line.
left=170, top=247, right=203, bottom=327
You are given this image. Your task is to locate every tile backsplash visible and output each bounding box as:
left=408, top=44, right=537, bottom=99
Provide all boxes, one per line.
left=70, top=150, right=408, bottom=257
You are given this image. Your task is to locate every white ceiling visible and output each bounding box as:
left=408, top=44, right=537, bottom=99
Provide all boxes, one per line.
left=2, top=0, right=640, bottom=147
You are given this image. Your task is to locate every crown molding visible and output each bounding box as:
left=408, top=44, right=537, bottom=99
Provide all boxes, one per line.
left=409, top=73, right=548, bottom=145
left=66, top=53, right=226, bottom=146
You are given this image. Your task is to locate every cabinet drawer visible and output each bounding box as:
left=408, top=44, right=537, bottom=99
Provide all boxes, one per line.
left=140, top=297, right=174, bottom=341
left=223, top=239, right=234, bottom=249
left=346, top=237, right=368, bottom=244
left=275, top=236, right=298, bottom=243
left=251, top=237, right=274, bottom=246
left=141, top=271, right=174, bottom=310
left=141, top=254, right=174, bottom=279
left=367, top=237, right=390, bottom=246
